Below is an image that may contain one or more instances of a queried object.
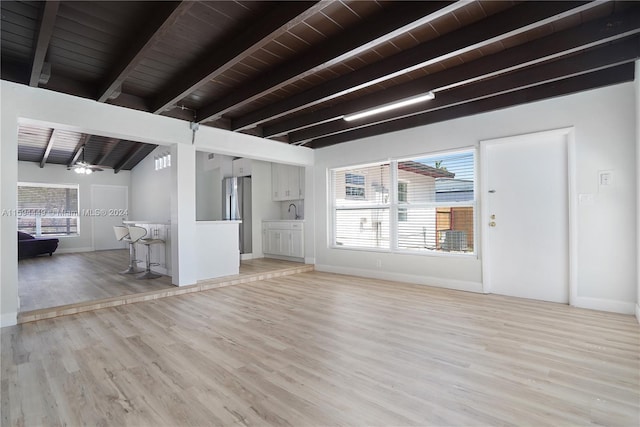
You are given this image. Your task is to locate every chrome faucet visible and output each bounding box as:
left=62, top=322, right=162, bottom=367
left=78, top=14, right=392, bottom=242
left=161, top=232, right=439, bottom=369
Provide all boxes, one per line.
left=288, top=203, right=300, bottom=219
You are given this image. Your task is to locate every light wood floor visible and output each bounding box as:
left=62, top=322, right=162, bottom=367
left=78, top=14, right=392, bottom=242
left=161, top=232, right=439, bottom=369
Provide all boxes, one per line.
left=18, top=250, right=303, bottom=312
left=18, top=250, right=173, bottom=312
left=3, top=271, right=639, bottom=426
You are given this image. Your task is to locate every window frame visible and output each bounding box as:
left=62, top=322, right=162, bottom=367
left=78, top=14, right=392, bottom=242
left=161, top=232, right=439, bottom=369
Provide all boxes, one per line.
left=330, top=148, right=477, bottom=257
left=17, top=182, right=81, bottom=237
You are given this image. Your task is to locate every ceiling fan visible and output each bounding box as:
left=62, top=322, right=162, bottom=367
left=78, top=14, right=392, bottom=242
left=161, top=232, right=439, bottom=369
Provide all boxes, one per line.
left=70, top=160, right=103, bottom=175
left=69, top=144, right=103, bottom=174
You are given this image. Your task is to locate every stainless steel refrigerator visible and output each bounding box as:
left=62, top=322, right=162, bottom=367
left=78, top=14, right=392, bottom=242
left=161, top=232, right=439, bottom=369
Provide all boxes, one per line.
left=222, top=176, right=252, bottom=254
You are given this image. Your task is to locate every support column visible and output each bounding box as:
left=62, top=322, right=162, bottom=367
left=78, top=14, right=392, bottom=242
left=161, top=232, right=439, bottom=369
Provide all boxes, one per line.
left=635, top=60, right=640, bottom=323
left=1, top=103, right=19, bottom=326
left=170, top=143, right=198, bottom=286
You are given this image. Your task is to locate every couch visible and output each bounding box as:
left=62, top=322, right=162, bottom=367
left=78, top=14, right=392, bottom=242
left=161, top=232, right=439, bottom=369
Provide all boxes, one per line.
left=18, top=231, right=59, bottom=259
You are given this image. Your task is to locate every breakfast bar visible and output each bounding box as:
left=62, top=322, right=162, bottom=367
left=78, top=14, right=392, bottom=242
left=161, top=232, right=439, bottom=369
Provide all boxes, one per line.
left=123, top=220, right=242, bottom=282
left=195, top=220, right=242, bottom=280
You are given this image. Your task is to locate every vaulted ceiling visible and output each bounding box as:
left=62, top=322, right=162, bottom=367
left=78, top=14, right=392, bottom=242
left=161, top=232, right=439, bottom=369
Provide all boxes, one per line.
left=2, top=0, right=639, bottom=155
left=17, top=123, right=157, bottom=171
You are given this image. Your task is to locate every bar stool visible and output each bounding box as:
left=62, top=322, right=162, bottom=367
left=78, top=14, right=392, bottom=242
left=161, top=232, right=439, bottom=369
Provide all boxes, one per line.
left=113, top=225, right=142, bottom=274
left=128, top=226, right=164, bottom=280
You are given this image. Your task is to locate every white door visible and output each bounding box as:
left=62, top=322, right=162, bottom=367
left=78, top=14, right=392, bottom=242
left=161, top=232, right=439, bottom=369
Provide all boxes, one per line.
left=91, top=185, right=129, bottom=251
left=482, top=129, right=570, bottom=303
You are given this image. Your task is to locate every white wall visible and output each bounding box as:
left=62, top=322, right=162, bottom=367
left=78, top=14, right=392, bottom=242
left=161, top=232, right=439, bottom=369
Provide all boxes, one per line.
left=251, top=160, right=281, bottom=258
left=315, top=82, right=638, bottom=314
left=130, top=146, right=171, bottom=223
left=195, top=151, right=221, bottom=221
left=636, top=60, right=640, bottom=322
left=303, top=166, right=315, bottom=263
left=0, top=81, right=314, bottom=326
left=17, top=161, right=131, bottom=252
left=0, top=82, right=13, bottom=327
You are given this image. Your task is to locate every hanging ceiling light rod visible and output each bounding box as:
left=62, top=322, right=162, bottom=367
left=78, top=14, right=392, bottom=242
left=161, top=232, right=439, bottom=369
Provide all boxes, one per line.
left=343, top=91, right=435, bottom=122
left=69, top=140, right=103, bottom=175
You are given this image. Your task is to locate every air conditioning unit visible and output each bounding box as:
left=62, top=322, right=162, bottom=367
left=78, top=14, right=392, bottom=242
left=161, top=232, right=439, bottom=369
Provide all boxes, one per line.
left=442, top=230, right=468, bottom=251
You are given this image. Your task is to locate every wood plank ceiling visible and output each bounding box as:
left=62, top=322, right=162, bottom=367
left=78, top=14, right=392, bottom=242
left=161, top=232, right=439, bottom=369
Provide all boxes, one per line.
left=17, top=123, right=157, bottom=172
left=2, top=0, right=639, bottom=159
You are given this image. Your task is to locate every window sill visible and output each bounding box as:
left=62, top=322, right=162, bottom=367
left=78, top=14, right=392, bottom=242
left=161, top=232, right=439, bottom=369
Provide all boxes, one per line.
left=330, top=244, right=477, bottom=259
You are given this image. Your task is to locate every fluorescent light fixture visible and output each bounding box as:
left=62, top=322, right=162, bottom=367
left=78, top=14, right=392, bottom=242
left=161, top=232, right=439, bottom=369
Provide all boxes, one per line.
left=343, top=92, right=435, bottom=122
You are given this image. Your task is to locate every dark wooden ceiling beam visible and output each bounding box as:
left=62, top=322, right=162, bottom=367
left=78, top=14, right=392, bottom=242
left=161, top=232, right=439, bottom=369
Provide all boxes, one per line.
left=114, top=144, right=147, bottom=174
left=150, top=1, right=327, bottom=114
left=67, top=135, right=89, bottom=167
left=292, top=37, right=640, bottom=144
left=230, top=1, right=602, bottom=131
left=308, top=64, right=635, bottom=149
left=44, top=74, right=103, bottom=100
left=97, top=1, right=192, bottom=103
left=94, top=140, right=120, bottom=166
left=266, top=6, right=640, bottom=139
left=1, top=59, right=31, bottom=85
left=39, top=129, right=58, bottom=168
left=196, top=1, right=458, bottom=124
left=29, top=1, right=59, bottom=86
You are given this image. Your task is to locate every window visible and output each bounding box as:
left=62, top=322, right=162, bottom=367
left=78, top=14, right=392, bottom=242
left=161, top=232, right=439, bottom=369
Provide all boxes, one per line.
left=398, top=181, right=408, bottom=222
left=345, top=173, right=365, bottom=199
left=333, top=163, right=390, bottom=249
left=17, top=183, right=80, bottom=236
left=331, top=150, right=475, bottom=254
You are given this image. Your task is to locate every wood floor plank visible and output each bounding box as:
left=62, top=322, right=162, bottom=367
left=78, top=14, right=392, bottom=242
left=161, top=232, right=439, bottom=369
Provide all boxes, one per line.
left=18, top=249, right=173, bottom=312
left=2, top=271, right=638, bottom=426
left=17, top=252, right=310, bottom=322
left=18, top=250, right=308, bottom=313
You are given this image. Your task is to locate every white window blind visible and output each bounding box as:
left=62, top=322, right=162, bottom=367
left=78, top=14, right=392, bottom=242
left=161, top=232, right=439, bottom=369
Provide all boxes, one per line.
left=333, top=162, right=390, bottom=249
left=17, top=183, right=80, bottom=236
left=397, top=151, right=475, bottom=253
left=331, top=150, right=475, bottom=254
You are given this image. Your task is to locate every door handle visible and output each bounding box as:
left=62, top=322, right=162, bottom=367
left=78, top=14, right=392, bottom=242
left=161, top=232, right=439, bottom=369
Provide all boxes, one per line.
left=489, top=221, right=496, bottom=227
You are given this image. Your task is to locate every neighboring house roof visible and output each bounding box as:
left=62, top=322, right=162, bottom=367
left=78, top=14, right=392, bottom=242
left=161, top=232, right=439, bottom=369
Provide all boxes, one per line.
left=436, top=178, right=474, bottom=193
left=398, top=161, right=455, bottom=179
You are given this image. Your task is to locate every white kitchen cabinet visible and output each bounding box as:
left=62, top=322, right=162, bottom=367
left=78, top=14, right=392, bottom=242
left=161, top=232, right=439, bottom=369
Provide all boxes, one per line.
left=272, top=164, right=304, bottom=201
left=232, top=158, right=252, bottom=177
left=290, top=229, right=304, bottom=258
left=262, top=221, right=304, bottom=260
left=266, top=229, right=283, bottom=254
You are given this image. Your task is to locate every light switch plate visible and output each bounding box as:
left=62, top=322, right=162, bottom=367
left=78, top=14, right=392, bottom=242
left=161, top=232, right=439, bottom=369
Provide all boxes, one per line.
left=599, top=170, right=613, bottom=187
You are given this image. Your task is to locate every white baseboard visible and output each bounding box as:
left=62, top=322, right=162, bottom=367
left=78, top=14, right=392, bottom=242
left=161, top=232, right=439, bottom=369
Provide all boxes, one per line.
left=314, top=264, right=483, bottom=293
left=635, top=303, right=640, bottom=324
left=240, top=253, right=253, bottom=261
left=304, top=256, right=315, bottom=265
left=572, top=296, right=636, bottom=315
left=1, top=312, right=17, bottom=328
left=56, top=246, right=94, bottom=254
